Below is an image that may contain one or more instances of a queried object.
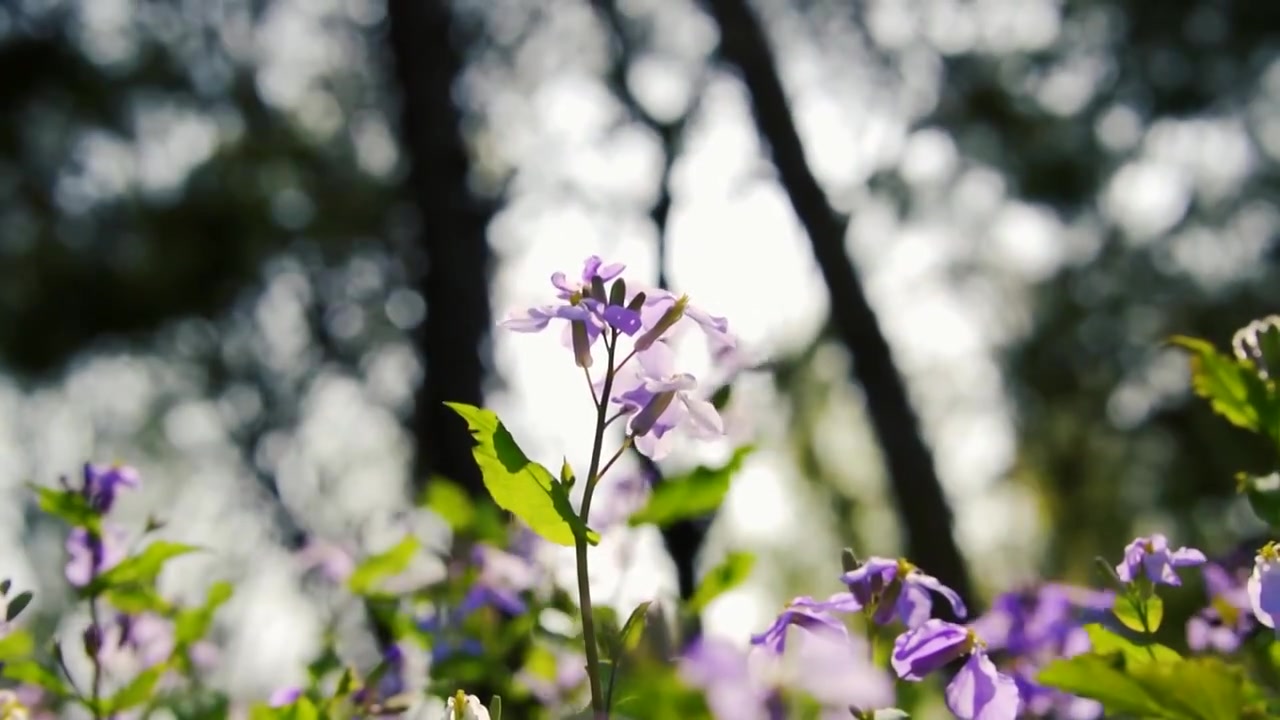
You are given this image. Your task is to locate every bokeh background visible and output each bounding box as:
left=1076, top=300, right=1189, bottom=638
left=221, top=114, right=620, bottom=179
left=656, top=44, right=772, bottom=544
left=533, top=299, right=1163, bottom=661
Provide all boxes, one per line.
left=2, top=0, right=1279, bottom=708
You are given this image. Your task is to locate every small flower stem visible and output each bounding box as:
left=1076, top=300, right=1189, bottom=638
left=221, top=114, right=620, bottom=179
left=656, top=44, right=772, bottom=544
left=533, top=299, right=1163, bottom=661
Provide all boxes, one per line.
left=596, top=438, right=633, bottom=485
left=575, top=329, right=620, bottom=719
left=88, top=596, right=104, bottom=720
left=583, top=366, right=600, bottom=409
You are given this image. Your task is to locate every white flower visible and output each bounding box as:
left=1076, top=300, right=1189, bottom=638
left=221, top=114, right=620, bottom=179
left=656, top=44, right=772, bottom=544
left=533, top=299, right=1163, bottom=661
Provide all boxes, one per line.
left=1247, top=544, right=1280, bottom=629
left=446, top=692, right=491, bottom=720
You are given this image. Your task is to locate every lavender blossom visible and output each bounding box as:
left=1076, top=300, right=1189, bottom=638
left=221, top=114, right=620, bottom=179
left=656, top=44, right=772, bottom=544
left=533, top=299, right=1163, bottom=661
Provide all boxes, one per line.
left=891, top=619, right=1019, bottom=720
left=1115, top=534, right=1206, bottom=587
left=635, top=289, right=738, bottom=363
left=65, top=526, right=127, bottom=588
left=1187, top=563, right=1255, bottom=653
left=750, top=593, right=864, bottom=654
left=611, top=342, right=724, bottom=460
left=499, top=256, right=641, bottom=348
left=842, top=557, right=967, bottom=627
left=81, top=463, right=141, bottom=514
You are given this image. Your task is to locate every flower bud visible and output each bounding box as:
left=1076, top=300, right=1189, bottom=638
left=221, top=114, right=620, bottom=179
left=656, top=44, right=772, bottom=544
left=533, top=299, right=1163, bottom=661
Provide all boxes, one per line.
left=630, top=391, right=676, bottom=437
left=609, top=278, right=627, bottom=306
left=841, top=548, right=861, bottom=574
left=589, top=276, right=608, bottom=304
left=571, top=320, right=593, bottom=369
left=1232, top=315, right=1280, bottom=380
left=635, top=295, right=689, bottom=351
left=83, top=623, right=103, bottom=658
left=626, top=291, right=647, bottom=312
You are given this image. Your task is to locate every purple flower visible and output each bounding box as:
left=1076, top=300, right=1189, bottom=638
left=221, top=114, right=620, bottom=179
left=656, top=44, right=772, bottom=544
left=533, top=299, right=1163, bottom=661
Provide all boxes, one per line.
left=268, top=687, right=303, bottom=707
left=682, top=629, right=891, bottom=719
left=295, top=538, right=357, bottom=584
left=499, top=256, right=642, bottom=347
left=65, top=526, right=127, bottom=588
left=81, top=463, right=140, bottom=514
left=1248, top=543, right=1280, bottom=630
left=750, top=593, right=863, bottom=654
left=115, top=613, right=175, bottom=666
left=1187, top=563, right=1255, bottom=653
left=635, top=290, right=738, bottom=363
left=892, top=619, right=1020, bottom=720
left=515, top=647, right=587, bottom=709
left=1114, top=534, right=1206, bottom=586
left=842, top=557, right=967, bottom=627
left=612, top=343, right=724, bottom=460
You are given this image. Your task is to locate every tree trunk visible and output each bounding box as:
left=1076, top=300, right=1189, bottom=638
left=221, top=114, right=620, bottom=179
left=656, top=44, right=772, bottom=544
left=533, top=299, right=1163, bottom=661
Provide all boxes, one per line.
left=386, top=0, right=491, bottom=500
left=702, top=0, right=975, bottom=614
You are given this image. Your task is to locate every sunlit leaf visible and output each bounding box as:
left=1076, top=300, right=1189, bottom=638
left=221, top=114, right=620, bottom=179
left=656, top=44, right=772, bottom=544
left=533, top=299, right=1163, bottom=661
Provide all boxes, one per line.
left=688, top=552, right=755, bottom=614
left=348, top=535, right=420, bottom=596
left=1084, top=623, right=1180, bottom=664
left=1113, top=593, right=1163, bottom=634
left=108, top=666, right=165, bottom=713
left=86, top=541, right=201, bottom=597
left=629, top=446, right=754, bottom=527
left=423, top=476, right=477, bottom=532
left=446, top=402, right=598, bottom=546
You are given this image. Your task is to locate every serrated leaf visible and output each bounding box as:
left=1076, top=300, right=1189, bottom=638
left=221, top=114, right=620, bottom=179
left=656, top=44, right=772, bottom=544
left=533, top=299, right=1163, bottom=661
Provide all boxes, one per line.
left=423, top=477, right=477, bottom=532
left=446, top=403, right=598, bottom=546
left=629, top=446, right=754, bottom=527
left=1037, top=654, right=1167, bottom=716
left=5, top=590, right=32, bottom=621
left=108, top=666, right=165, bottom=712
left=689, top=552, right=755, bottom=614
left=348, top=535, right=420, bottom=596
left=1113, top=593, right=1163, bottom=633
left=1170, top=336, right=1272, bottom=433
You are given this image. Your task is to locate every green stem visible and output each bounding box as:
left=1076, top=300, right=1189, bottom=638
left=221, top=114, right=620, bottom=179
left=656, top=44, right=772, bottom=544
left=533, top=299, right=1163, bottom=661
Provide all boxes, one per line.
left=575, top=330, right=620, bottom=719
left=88, top=596, right=104, bottom=720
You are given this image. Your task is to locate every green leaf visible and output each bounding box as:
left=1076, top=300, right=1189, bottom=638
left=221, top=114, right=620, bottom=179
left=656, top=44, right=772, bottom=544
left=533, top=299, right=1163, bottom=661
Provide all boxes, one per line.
left=1038, top=654, right=1167, bottom=716
left=0, top=629, right=34, bottom=660
left=445, top=402, right=598, bottom=546
left=619, top=600, right=653, bottom=654
left=175, top=581, right=235, bottom=646
left=108, top=666, right=165, bottom=712
left=2, top=659, right=68, bottom=696
left=489, top=695, right=503, bottom=720
left=1170, top=336, right=1272, bottom=433
left=688, top=552, right=755, bottom=614
left=423, top=477, right=477, bottom=532
left=629, top=446, right=754, bottom=527
left=1085, top=624, right=1181, bottom=664
left=1239, top=472, right=1280, bottom=528
left=348, top=535, right=420, bottom=596
left=282, top=697, right=321, bottom=720
left=1128, top=656, right=1250, bottom=720
left=1114, top=593, right=1163, bottom=633
left=5, top=590, right=32, bottom=621
left=87, top=541, right=201, bottom=596
left=105, top=584, right=172, bottom=615
left=33, top=486, right=99, bottom=529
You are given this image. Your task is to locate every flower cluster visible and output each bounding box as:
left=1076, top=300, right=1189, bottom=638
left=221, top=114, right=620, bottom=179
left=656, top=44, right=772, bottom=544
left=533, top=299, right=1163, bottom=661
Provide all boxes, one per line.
left=64, top=463, right=138, bottom=588
left=970, top=584, right=1112, bottom=718
left=502, top=255, right=738, bottom=460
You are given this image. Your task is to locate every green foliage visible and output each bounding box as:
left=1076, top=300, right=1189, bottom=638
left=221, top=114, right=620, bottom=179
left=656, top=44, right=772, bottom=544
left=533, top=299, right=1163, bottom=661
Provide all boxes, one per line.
left=1239, top=472, right=1280, bottom=528
left=1114, top=592, right=1164, bottom=633
left=1040, top=625, right=1268, bottom=719
left=107, top=665, right=166, bottom=713
left=425, top=477, right=479, bottom=532
left=629, top=446, right=754, bottom=527
left=1169, top=336, right=1280, bottom=444
left=348, top=535, right=421, bottom=597
left=446, top=402, right=599, bottom=547
left=688, top=552, right=755, bottom=615
left=33, top=486, right=99, bottom=531
left=86, top=541, right=202, bottom=613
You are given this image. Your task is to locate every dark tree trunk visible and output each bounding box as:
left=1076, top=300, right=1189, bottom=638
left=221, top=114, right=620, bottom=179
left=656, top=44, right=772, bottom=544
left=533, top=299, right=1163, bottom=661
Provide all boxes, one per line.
left=386, top=0, right=491, bottom=500
left=702, top=0, right=975, bottom=615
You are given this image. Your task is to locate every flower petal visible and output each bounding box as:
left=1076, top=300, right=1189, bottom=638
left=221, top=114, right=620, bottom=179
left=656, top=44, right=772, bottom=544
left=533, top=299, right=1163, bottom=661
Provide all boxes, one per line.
left=890, top=619, right=971, bottom=681
left=944, top=652, right=1020, bottom=720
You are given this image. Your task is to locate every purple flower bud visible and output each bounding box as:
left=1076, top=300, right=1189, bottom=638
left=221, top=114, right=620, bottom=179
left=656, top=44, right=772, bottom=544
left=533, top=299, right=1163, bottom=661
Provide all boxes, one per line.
left=81, top=463, right=141, bottom=514
left=571, top=320, right=593, bottom=368
left=82, top=624, right=103, bottom=659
